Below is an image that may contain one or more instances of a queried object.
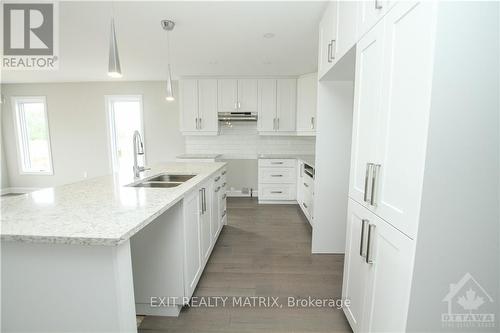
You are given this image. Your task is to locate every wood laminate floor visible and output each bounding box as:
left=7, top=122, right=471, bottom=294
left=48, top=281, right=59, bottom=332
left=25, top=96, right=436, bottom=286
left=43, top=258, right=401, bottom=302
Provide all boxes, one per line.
left=139, top=197, right=351, bottom=333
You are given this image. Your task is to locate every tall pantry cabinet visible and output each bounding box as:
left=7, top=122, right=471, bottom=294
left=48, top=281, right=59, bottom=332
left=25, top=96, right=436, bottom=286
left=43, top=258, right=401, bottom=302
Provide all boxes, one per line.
left=318, top=1, right=496, bottom=332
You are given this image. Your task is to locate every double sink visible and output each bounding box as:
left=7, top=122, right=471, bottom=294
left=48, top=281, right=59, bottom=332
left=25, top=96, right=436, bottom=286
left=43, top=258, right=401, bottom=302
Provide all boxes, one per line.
left=129, top=173, right=196, bottom=188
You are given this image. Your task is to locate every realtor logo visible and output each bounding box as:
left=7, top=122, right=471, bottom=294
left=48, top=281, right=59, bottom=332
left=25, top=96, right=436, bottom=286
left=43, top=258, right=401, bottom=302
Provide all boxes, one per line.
left=2, top=2, right=58, bottom=69
left=442, top=273, right=495, bottom=329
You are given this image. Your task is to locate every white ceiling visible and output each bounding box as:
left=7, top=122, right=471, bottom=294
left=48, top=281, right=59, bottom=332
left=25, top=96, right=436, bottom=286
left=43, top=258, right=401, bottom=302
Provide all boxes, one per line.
left=2, top=1, right=326, bottom=83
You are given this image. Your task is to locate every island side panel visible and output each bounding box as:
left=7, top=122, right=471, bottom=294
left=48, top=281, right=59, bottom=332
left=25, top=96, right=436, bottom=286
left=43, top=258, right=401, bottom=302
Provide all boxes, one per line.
left=1, top=240, right=137, bottom=332
left=130, top=201, right=185, bottom=316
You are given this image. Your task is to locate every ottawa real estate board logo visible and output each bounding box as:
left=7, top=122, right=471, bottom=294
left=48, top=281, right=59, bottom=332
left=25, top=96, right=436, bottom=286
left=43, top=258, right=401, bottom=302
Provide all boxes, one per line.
left=2, top=2, right=59, bottom=70
left=442, top=273, right=495, bottom=329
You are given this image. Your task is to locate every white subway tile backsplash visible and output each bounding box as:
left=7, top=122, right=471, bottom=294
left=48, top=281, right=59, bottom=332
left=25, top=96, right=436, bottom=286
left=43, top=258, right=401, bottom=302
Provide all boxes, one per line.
left=185, top=126, right=315, bottom=159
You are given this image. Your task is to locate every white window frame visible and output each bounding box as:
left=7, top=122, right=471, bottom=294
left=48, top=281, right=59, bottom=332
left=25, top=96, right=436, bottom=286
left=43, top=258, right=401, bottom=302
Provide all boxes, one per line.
left=105, top=95, right=145, bottom=174
left=12, top=96, right=54, bottom=175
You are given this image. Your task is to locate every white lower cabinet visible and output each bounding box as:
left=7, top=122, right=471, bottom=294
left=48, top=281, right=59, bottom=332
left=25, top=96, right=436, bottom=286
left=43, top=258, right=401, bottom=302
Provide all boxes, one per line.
left=183, top=189, right=203, bottom=299
left=342, top=199, right=414, bottom=333
left=297, top=160, right=314, bottom=225
left=183, top=171, right=226, bottom=300
left=258, top=159, right=297, bottom=203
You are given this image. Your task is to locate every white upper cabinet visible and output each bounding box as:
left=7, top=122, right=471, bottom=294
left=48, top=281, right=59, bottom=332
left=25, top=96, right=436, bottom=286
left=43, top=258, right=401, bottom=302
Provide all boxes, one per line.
left=357, top=0, right=390, bottom=40
left=198, top=79, right=218, bottom=133
left=258, top=79, right=297, bottom=134
left=276, top=79, right=297, bottom=133
left=318, top=1, right=337, bottom=78
left=180, top=80, right=199, bottom=133
left=218, top=79, right=258, bottom=113
left=349, top=19, right=385, bottom=210
left=217, top=79, right=238, bottom=113
left=257, top=79, right=277, bottom=132
left=335, top=1, right=359, bottom=61
left=296, top=72, right=318, bottom=136
left=180, top=79, right=218, bottom=135
left=370, top=1, right=436, bottom=239
left=318, top=1, right=359, bottom=79
left=238, top=79, right=258, bottom=113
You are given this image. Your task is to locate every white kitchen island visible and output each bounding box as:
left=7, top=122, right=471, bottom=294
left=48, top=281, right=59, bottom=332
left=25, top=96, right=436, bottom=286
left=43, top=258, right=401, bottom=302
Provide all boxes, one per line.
left=1, top=162, right=227, bottom=332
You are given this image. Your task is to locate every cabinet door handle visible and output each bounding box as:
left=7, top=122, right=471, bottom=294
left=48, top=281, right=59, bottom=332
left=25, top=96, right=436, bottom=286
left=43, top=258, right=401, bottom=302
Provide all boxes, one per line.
left=222, top=182, right=226, bottom=188
left=366, top=224, right=376, bottom=264
left=215, top=176, right=221, bottom=182
left=199, top=118, right=202, bottom=129
left=199, top=189, right=204, bottom=214
left=222, top=194, right=227, bottom=200
left=271, top=191, right=283, bottom=194
left=271, top=174, right=283, bottom=177
left=302, top=202, right=308, bottom=209
left=359, top=219, right=369, bottom=258
left=330, top=40, right=336, bottom=61
left=311, top=116, right=315, bottom=129
left=303, top=182, right=309, bottom=188
left=195, top=118, right=198, bottom=129
left=370, top=164, right=381, bottom=206
left=215, top=186, right=221, bottom=193
left=327, top=41, right=333, bottom=63
left=222, top=210, right=227, bottom=218
left=271, top=161, right=284, bottom=165
left=375, top=0, right=383, bottom=10
left=364, top=163, right=373, bottom=203
left=222, top=170, right=227, bottom=176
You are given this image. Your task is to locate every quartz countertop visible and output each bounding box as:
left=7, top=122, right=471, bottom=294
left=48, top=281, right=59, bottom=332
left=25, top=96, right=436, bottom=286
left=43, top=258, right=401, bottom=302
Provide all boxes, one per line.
left=0, top=162, right=226, bottom=246
left=176, top=154, right=222, bottom=160
left=257, top=154, right=316, bottom=168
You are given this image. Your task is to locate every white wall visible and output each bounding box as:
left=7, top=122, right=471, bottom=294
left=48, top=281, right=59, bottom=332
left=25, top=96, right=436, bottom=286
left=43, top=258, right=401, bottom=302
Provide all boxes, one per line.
left=406, top=2, right=499, bottom=330
left=1, top=81, right=184, bottom=189
left=311, top=81, right=354, bottom=254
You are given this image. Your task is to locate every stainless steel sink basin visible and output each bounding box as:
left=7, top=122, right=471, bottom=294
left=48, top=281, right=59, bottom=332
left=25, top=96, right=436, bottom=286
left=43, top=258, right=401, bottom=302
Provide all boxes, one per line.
left=128, top=173, right=197, bottom=188
left=131, top=181, right=181, bottom=188
left=148, top=174, right=196, bottom=182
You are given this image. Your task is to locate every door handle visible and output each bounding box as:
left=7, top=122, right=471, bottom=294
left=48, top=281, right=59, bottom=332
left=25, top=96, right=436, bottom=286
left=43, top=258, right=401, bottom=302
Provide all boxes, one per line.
left=359, top=219, right=369, bottom=258
left=370, top=164, right=381, bottom=206
left=327, top=41, right=333, bottom=63
left=366, top=224, right=376, bottom=264
left=364, top=163, right=373, bottom=203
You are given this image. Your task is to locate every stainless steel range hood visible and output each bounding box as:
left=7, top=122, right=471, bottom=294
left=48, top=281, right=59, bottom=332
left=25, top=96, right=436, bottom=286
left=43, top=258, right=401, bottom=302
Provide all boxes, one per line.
left=218, top=112, right=258, bottom=121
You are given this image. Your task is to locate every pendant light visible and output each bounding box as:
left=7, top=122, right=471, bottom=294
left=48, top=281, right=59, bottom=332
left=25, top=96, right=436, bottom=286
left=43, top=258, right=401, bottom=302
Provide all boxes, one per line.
left=161, top=20, right=175, bottom=101
left=108, top=3, right=122, bottom=78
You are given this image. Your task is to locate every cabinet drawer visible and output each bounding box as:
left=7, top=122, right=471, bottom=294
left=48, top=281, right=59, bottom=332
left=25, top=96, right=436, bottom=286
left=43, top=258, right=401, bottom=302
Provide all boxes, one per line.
left=258, top=159, right=296, bottom=168
left=259, top=184, right=296, bottom=201
left=259, top=167, right=296, bottom=184
left=301, top=174, right=314, bottom=193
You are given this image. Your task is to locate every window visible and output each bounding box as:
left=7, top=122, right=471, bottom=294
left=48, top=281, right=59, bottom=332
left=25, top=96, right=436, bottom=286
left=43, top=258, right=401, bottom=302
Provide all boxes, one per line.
left=13, top=97, right=53, bottom=174
left=106, top=95, right=144, bottom=173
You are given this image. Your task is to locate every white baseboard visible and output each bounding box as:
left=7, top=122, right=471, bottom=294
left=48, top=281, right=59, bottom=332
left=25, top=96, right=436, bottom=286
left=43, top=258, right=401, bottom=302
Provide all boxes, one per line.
left=1, top=187, right=41, bottom=195
left=226, top=190, right=258, bottom=198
